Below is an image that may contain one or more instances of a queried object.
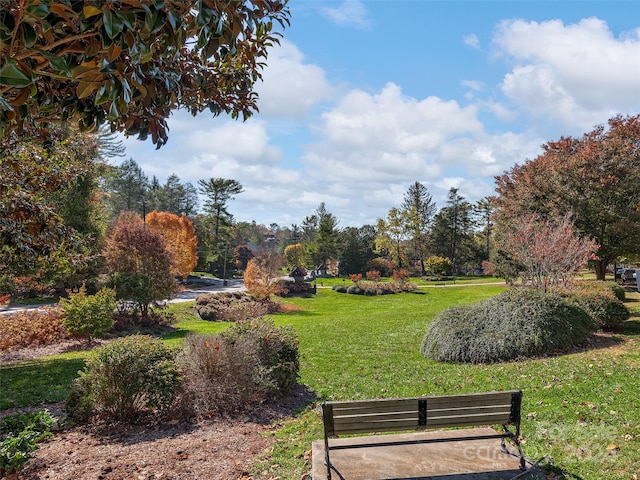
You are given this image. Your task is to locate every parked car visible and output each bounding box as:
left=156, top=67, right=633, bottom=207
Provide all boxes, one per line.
left=619, top=268, right=637, bottom=284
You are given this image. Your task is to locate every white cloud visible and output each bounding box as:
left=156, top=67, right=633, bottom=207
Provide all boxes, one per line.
left=255, top=40, right=333, bottom=118
left=464, top=33, right=480, bottom=49
left=322, top=0, right=371, bottom=29
left=493, top=17, right=640, bottom=132
left=461, top=80, right=484, bottom=91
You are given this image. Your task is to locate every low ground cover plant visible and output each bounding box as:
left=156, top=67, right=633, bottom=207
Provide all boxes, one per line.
left=194, top=291, right=280, bottom=322
left=0, top=306, right=67, bottom=351
left=0, top=409, right=56, bottom=476
left=421, top=288, right=596, bottom=363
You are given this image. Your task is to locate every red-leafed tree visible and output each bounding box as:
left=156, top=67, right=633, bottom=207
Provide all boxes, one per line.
left=146, top=211, right=197, bottom=281
left=103, top=212, right=175, bottom=314
left=497, top=213, right=598, bottom=292
left=494, top=114, right=640, bottom=280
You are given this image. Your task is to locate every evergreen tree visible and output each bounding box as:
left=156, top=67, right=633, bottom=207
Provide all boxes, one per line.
left=338, top=226, right=376, bottom=275
left=430, top=188, right=479, bottom=273
left=198, top=178, right=243, bottom=260
left=314, top=203, right=340, bottom=266
left=107, top=158, right=149, bottom=217
left=401, top=182, right=436, bottom=275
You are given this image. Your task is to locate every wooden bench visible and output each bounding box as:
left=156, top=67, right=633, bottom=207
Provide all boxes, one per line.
left=321, top=390, right=526, bottom=480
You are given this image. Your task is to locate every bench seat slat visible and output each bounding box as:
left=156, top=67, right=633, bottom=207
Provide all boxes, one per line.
left=332, top=420, right=426, bottom=435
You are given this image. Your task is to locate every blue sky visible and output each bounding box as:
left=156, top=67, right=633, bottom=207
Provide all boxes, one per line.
left=115, top=1, right=640, bottom=227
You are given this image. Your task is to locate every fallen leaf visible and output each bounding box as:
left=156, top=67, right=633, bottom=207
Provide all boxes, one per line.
left=606, top=445, right=620, bottom=451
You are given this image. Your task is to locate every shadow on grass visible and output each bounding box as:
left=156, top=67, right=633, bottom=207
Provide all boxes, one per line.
left=622, top=319, right=640, bottom=335
left=0, top=357, right=85, bottom=410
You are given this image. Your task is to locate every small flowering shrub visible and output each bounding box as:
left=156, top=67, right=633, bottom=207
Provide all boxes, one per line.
left=365, top=270, right=381, bottom=282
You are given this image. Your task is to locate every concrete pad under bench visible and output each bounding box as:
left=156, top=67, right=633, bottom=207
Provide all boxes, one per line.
left=312, top=427, right=545, bottom=480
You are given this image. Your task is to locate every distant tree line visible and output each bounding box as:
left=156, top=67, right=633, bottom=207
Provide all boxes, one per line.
left=2, top=114, right=640, bottom=298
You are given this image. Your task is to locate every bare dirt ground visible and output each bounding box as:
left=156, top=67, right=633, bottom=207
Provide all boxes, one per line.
left=1, top=340, right=315, bottom=480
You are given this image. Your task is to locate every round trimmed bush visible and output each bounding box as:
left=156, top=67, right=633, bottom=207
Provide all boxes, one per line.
left=67, top=335, right=180, bottom=421
left=421, top=288, right=596, bottom=364
left=332, top=285, right=347, bottom=293
left=560, top=289, right=629, bottom=329
left=347, top=285, right=363, bottom=295
left=602, top=281, right=626, bottom=302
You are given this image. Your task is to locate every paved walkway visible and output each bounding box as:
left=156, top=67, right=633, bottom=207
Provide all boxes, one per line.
left=0, top=279, right=246, bottom=315
left=170, top=279, right=246, bottom=303
left=312, top=428, right=545, bottom=480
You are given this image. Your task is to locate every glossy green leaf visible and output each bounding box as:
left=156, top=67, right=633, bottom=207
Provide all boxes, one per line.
left=106, top=101, right=119, bottom=121
left=20, top=23, right=37, bottom=48
left=39, top=51, right=72, bottom=77
left=0, top=61, right=32, bottom=88
left=102, top=9, right=122, bottom=39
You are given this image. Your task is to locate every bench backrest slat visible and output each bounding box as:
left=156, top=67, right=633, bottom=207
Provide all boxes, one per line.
left=324, top=390, right=521, bottom=437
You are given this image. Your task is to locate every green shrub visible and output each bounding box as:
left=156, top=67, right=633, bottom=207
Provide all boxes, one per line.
left=572, top=280, right=625, bottom=301
left=421, top=288, right=595, bottom=364
left=559, top=286, right=629, bottom=329
left=66, top=336, right=180, bottom=422
left=111, top=272, right=152, bottom=314
left=347, top=285, right=363, bottom=295
left=60, top=285, right=115, bottom=340
left=602, top=281, right=626, bottom=301
left=332, top=285, right=347, bottom=293
left=221, top=318, right=299, bottom=394
left=0, top=410, right=56, bottom=477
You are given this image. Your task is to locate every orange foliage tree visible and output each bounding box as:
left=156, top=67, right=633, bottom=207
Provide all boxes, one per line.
left=146, top=211, right=198, bottom=281
left=243, top=250, right=284, bottom=300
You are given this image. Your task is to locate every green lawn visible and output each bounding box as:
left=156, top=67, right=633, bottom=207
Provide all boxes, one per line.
left=255, top=288, right=640, bottom=480
left=1, top=286, right=639, bottom=480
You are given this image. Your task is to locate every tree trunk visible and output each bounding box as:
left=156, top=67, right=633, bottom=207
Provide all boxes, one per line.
left=594, top=259, right=607, bottom=280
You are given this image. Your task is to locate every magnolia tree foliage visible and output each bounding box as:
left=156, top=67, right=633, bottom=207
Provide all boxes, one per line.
left=103, top=211, right=176, bottom=313
left=0, top=1, right=290, bottom=146
left=494, top=114, right=640, bottom=280
left=146, top=211, right=198, bottom=280
left=498, top=213, right=598, bottom=292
